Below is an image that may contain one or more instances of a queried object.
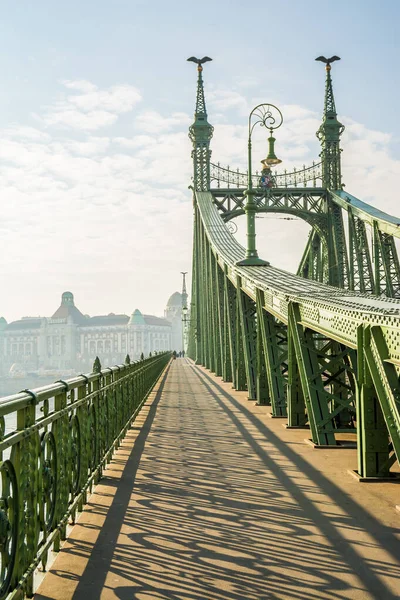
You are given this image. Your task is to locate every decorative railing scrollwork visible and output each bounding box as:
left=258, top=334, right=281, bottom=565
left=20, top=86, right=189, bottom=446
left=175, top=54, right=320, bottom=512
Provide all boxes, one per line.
left=210, top=161, right=323, bottom=189
left=0, top=461, right=18, bottom=598
left=0, top=352, right=171, bottom=599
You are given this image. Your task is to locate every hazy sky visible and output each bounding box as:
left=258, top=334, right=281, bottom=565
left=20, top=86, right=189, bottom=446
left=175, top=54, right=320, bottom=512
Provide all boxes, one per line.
left=0, top=0, right=399, bottom=322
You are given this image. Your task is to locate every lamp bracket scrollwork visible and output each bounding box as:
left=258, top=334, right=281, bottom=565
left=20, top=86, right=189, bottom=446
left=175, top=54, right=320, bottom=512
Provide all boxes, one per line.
left=249, top=103, right=283, bottom=137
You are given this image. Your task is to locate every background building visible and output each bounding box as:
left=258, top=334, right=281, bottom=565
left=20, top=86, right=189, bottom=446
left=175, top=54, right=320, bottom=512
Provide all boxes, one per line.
left=0, top=290, right=184, bottom=375
left=165, top=291, right=183, bottom=352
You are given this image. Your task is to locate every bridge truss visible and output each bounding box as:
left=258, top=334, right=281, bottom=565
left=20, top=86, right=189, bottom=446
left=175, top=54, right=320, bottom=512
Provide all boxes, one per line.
left=187, top=59, right=400, bottom=480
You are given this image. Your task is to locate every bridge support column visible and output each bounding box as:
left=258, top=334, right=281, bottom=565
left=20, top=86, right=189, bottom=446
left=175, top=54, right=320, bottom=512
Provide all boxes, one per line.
left=215, top=260, right=227, bottom=380
left=208, top=248, right=221, bottom=376
left=359, top=325, right=400, bottom=478
left=287, top=328, right=307, bottom=427
left=373, top=223, right=400, bottom=298
left=204, top=238, right=214, bottom=372
left=256, top=297, right=269, bottom=406
left=256, top=289, right=287, bottom=415
left=191, top=207, right=202, bottom=364
left=224, top=276, right=237, bottom=388
left=288, top=303, right=337, bottom=445
left=288, top=307, right=358, bottom=445
left=348, top=212, right=375, bottom=294
left=237, top=277, right=256, bottom=398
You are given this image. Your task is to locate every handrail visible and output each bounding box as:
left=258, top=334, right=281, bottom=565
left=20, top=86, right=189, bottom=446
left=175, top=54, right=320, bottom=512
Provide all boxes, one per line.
left=330, top=189, right=400, bottom=238
left=0, top=352, right=171, bottom=599
left=210, top=161, right=323, bottom=189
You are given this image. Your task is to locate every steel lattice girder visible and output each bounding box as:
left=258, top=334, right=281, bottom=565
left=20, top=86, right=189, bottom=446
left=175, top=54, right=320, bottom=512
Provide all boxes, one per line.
left=237, top=276, right=256, bottom=397
left=373, top=223, right=400, bottom=298
left=190, top=190, right=400, bottom=477
left=348, top=211, right=375, bottom=294
left=363, top=325, right=400, bottom=476
left=256, top=288, right=287, bottom=416
left=288, top=303, right=355, bottom=446
left=213, top=187, right=400, bottom=301
left=224, top=274, right=237, bottom=388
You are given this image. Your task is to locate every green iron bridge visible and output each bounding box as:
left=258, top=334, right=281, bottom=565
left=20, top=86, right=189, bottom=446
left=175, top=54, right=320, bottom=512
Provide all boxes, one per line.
left=187, top=56, right=400, bottom=483
left=0, top=58, right=399, bottom=598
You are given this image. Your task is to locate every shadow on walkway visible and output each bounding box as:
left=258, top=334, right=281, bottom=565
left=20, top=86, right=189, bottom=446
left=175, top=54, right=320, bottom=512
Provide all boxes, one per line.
left=36, top=359, right=400, bottom=600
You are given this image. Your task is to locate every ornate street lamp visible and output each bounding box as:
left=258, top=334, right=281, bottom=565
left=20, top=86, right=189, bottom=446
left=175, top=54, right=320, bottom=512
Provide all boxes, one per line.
left=236, top=103, right=283, bottom=266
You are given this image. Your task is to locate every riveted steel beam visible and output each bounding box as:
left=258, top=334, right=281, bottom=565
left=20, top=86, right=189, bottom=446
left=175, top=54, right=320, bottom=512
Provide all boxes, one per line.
left=348, top=211, right=375, bottom=294
left=288, top=302, right=336, bottom=445
left=373, top=223, right=400, bottom=298
left=363, top=325, right=400, bottom=475
left=256, top=288, right=287, bottom=416
left=237, top=276, right=256, bottom=398
left=224, top=275, right=237, bottom=388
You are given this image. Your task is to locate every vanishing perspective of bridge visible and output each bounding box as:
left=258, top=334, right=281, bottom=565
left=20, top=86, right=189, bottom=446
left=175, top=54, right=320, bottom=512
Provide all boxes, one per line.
left=0, top=58, right=399, bottom=599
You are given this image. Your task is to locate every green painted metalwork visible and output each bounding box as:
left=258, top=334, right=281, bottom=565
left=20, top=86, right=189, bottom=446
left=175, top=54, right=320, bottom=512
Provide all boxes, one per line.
left=192, top=185, right=400, bottom=475
left=224, top=274, right=237, bottom=388
left=188, top=58, right=214, bottom=192
left=237, top=277, right=257, bottom=399
left=188, top=57, right=400, bottom=480
left=210, top=160, right=323, bottom=189
left=348, top=212, right=375, bottom=293
left=363, top=326, right=400, bottom=476
left=373, top=223, right=400, bottom=297
left=0, top=353, right=170, bottom=598
left=316, top=60, right=344, bottom=191
left=236, top=104, right=283, bottom=267
left=256, top=289, right=287, bottom=416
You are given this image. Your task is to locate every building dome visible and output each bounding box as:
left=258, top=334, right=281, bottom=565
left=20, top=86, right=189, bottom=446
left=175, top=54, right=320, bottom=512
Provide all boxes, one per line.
left=0, top=317, right=7, bottom=330
left=52, top=291, right=86, bottom=323
left=129, top=309, right=145, bottom=326
left=62, top=291, right=74, bottom=305
left=167, top=292, right=182, bottom=308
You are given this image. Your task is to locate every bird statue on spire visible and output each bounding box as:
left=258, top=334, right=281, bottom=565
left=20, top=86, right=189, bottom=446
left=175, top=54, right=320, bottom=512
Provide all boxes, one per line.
left=187, top=56, right=212, bottom=71
left=315, top=55, right=340, bottom=68
left=187, top=56, right=212, bottom=65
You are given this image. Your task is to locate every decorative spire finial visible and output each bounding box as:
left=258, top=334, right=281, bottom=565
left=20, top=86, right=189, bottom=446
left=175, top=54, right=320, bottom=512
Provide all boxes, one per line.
left=187, top=56, right=212, bottom=117
left=315, top=55, right=340, bottom=118
left=315, top=55, right=344, bottom=190
left=187, top=56, right=214, bottom=191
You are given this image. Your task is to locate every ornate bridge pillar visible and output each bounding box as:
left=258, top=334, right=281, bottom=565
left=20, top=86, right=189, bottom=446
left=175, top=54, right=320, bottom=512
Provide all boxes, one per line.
left=316, top=58, right=349, bottom=288
left=316, top=58, right=344, bottom=191
left=188, top=59, right=214, bottom=191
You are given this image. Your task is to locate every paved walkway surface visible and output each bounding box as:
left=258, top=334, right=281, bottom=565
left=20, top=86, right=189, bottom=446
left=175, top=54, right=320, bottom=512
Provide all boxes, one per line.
left=35, top=359, right=400, bottom=600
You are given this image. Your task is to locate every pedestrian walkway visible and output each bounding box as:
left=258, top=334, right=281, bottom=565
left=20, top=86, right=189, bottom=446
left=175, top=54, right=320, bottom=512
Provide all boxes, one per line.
left=35, top=359, right=400, bottom=600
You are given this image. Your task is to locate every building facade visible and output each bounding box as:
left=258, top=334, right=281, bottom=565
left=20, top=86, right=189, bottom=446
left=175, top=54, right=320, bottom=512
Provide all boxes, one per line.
left=164, top=291, right=184, bottom=352
left=0, top=291, right=184, bottom=376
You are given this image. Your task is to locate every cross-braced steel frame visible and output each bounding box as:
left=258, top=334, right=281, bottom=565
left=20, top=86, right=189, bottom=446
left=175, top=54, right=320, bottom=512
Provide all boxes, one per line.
left=187, top=59, right=400, bottom=480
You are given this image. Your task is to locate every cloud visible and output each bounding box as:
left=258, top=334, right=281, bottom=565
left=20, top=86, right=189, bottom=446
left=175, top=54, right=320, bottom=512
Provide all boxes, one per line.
left=135, top=110, right=191, bottom=134
left=0, top=80, right=399, bottom=323
left=38, top=80, right=142, bottom=131
left=208, top=88, right=249, bottom=115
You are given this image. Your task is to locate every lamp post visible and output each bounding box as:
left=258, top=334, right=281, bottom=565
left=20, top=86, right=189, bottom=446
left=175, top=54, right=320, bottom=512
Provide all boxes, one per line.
left=236, top=103, right=283, bottom=266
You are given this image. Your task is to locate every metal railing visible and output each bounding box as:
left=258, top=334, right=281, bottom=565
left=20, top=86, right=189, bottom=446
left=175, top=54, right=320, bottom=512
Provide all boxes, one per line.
left=210, top=161, right=323, bottom=189
left=0, top=352, right=171, bottom=599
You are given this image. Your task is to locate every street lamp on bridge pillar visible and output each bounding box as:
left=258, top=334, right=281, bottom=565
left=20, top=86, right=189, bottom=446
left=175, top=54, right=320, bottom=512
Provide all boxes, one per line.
left=236, top=103, right=283, bottom=267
